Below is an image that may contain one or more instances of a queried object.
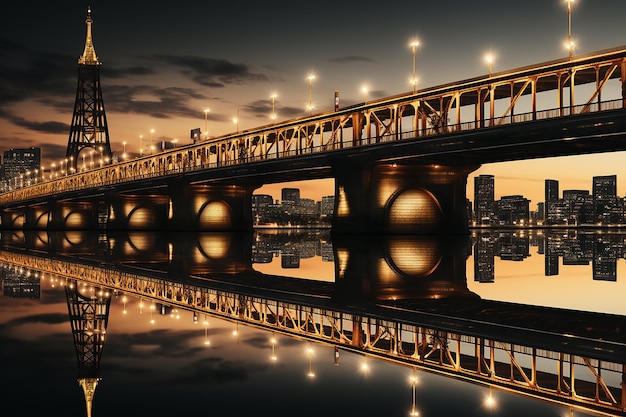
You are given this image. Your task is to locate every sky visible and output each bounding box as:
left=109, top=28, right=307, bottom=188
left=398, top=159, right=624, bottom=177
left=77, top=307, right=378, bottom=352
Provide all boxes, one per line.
left=2, top=1, right=626, bottom=206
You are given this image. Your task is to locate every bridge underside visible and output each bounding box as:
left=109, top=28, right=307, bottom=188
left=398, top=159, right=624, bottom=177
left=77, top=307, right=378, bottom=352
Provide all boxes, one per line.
left=4, top=46, right=626, bottom=233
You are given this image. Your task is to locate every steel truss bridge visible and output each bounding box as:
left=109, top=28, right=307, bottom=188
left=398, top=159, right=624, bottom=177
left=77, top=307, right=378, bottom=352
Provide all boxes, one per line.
left=3, top=47, right=626, bottom=233
left=1, top=233, right=624, bottom=416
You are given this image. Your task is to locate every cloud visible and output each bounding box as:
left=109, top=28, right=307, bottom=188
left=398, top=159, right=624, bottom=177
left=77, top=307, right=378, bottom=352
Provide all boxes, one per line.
left=104, top=84, right=206, bottom=119
left=0, top=38, right=76, bottom=107
left=102, top=65, right=156, bottom=79
left=150, top=54, right=271, bottom=87
left=0, top=312, right=68, bottom=329
left=329, top=55, right=375, bottom=64
left=3, top=113, right=69, bottom=134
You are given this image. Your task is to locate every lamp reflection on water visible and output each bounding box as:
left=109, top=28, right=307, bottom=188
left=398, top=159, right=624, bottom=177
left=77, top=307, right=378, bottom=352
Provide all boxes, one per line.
left=270, top=334, right=277, bottom=362
left=359, top=355, right=370, bottom=376
left=203, top=315, right=210, bottom=346
left=484, top=385, right=496, bottom=411
left=149, top=302, right=155, bottom=325
left=409, top=367, right=419, bottom=416
left=306, top=343, right=315, bottom=378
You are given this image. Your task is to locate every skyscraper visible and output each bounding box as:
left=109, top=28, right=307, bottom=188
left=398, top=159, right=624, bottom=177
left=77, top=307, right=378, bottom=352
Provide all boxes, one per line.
left=545, top=179, right=559, bottom=221
left=281, top=188, right=300, bottom=204
left=592, top=175, right=620, bottom=224
left=474, top=174, right=494, bottom=225
left=1, top=147, right=41, bottom=190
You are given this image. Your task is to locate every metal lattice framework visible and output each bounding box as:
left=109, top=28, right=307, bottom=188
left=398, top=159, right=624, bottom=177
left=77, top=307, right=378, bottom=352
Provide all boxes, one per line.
left=65, top=278, right=111, bottom=378
left=66, top=7, right=112, bottom=172
left=2, top=249, right=624, bottom=416
left=4, top=46, right=626, bottom=207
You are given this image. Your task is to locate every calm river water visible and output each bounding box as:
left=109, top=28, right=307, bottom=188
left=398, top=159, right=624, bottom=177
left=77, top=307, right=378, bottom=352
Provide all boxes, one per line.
left=0, top=228, right=624, bottom=417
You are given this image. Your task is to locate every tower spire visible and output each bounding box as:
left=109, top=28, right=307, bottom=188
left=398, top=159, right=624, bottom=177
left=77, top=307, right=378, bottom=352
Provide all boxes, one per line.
left=66, top=6, right=112, bottom=170
left=78, top=6, right=100, bottom=65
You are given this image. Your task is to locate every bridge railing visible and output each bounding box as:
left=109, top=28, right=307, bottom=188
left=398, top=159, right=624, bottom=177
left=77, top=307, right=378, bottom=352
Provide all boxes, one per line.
left=1, top=98, right=624, bottom=206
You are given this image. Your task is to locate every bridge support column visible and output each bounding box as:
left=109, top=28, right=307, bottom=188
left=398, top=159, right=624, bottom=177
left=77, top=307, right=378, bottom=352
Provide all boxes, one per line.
left=331, top=161, right=479, bottom=234
left=168, top=183, right=257, bottom=232
left=0, top=208, right=26, bottom=230
left=106, top=194, right=169, bottom=230
left=23, top=205, right=51, bottom=230
left=48, top=201, right=99, bottom=230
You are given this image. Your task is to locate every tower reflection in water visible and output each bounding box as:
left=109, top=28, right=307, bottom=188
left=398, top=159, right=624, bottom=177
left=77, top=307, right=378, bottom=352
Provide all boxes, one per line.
left=0, top=229, right=624, bottom=417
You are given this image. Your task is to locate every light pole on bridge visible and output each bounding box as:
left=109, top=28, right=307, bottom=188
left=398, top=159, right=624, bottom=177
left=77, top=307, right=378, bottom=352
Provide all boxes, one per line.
left=204, top=108, right=210, bottom=140
left=484, top=53, right=495, bottom=77
left=270, top=94, right=277, bottom=121
left=409, top=40, right=420, bottom=94
left=566, top=0, right=575, bottom=60
left=307, top=74, right=315, bottom=116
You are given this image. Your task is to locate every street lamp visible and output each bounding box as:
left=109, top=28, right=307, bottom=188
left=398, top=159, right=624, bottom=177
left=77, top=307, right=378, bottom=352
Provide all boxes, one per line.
left=122, top=141, right=126, bottom=160
left=409, top=39, right=420, bottom=94
left=270, top=94, right=277, bottom=121
left=204, top=109, right=210, bottom=140
left=307, top=74, right=316, bottom=115
left=150, top=129, right=155, bottom=151
left=361, top=85, right=369, bottom=104
left=484, top=53, right=495, bottom=77
left=566, top=0, right=575, bottom=59
left=139, top=134, right=143, bottom=157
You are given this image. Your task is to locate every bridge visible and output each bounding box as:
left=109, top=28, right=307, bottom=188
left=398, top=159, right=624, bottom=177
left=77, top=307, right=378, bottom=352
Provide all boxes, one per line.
left=0, top=230, right=624, bottom=415
left=3, top=46, right=626, bottom=233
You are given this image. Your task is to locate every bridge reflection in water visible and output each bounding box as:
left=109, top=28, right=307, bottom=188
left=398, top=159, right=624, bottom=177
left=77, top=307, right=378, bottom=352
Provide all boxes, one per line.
left=0, top=230, right=624, bottom=416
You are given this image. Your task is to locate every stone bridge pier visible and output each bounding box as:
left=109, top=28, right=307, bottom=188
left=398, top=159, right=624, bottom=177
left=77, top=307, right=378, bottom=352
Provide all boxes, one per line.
left=167, top=183, right=257, bottom=232
left=104, top=183, right=258, bottom=231
left=331, top=161, right=479, bottom=235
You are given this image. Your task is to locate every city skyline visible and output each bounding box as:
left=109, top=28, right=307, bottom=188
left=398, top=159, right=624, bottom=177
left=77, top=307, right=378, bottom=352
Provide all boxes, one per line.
left=2, top=1, right=626, bottom=203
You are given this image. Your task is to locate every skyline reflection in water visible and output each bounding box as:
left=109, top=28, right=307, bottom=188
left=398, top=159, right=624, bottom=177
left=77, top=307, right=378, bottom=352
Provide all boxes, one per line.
left=0, top=229, right=624, bottom=417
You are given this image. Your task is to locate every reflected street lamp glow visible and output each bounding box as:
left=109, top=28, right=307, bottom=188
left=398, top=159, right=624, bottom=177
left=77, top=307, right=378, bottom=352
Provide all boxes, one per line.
left=203, top=315, right=210, bottom=346
left=270, top=334, right=277, bottom=361
left=409, top=368, right=419, bottom=416
left=484, top=386, right=496, bottom=410
left=306, top=344, right=315, bottom=378
left=359, top=356, right=370, bottom=375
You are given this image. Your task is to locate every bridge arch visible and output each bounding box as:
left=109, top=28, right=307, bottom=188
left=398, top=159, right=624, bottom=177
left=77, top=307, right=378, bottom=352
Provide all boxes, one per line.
left=386, top=187, right=443, bottom=232
left=128, top=206, right=160, bottom=229
left=64, top=210, right=89, bottom=229
left=35, top=212, right=48, bottom=228
left=384, top=236, right=443, bottom=277
left=198, top=200, right=233, bottom=229
left=11, top=214, right=25, bottom=229
left=197, top=233, right=232, bottom=259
